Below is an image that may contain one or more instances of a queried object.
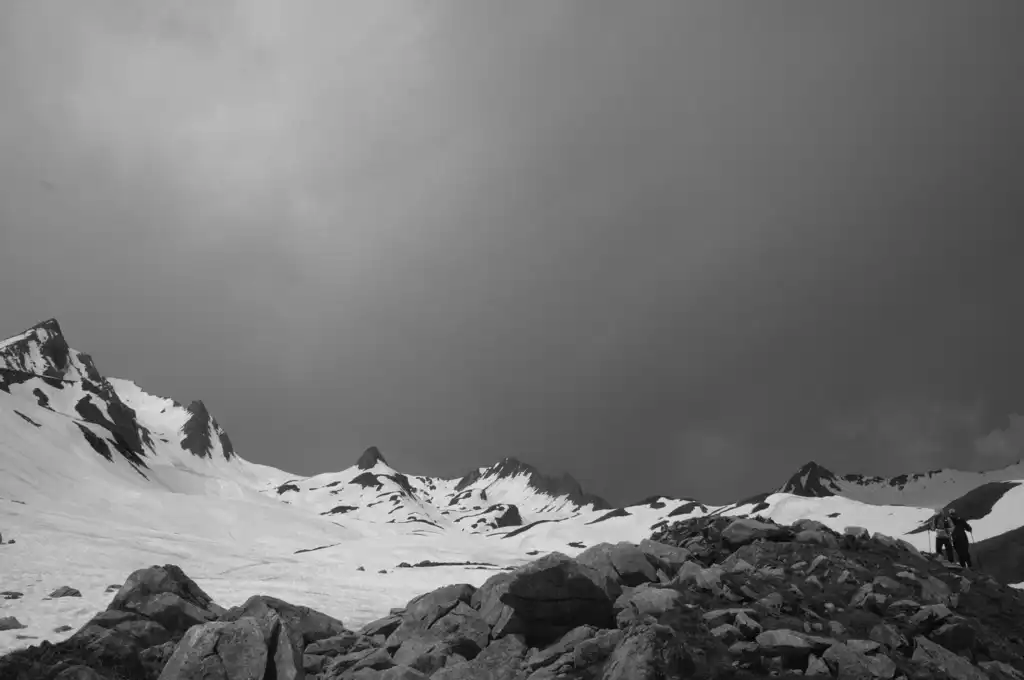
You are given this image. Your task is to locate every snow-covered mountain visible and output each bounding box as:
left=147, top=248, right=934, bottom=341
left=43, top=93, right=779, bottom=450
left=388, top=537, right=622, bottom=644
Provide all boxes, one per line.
left=778, top=459, right=1024, bottom=508
left=2, top=318, right=1023, bottom=653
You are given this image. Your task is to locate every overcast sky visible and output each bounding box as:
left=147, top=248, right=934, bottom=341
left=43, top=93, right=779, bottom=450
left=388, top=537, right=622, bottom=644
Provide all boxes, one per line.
left=2, top=2, right=1023, bottom=505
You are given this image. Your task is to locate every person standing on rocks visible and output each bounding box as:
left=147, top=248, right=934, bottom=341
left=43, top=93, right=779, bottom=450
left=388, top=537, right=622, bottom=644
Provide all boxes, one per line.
left=930, top=509, right=955, bottom=563
left=948, top=508, right=974, bottom=569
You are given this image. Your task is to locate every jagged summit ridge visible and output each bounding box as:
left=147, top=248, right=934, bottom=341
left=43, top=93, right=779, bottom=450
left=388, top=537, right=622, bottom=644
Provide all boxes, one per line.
left=0, top=318, right=103, bottom=383
left=778, top=460, right=842, bottom=497
left=356, top=446, right=387, bottom=470
left=2, top=319, right=240, bottom=467
left=454, top=456, right=611, bottom=510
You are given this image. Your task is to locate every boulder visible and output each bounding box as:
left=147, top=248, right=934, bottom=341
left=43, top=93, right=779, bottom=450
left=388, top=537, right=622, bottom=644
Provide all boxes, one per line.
left=755, top=629, right=836, bottom=660
left=220, top=594, right=348, bottom=653
left=0, top=616, right=26, bottom=631
left=638, top=539, right=692, bottom=575
left=426, top=601, right=491, bottom=657
left=360, top=614, right=403, bottom=638
left=613, top=587, right=683, bottom=628
left=324, top=647, right=395, bottom=677
left=393, top=638, right=454, bottom=676
left=844, top=526, right=871, bottom=541
left=702, top=608, right=758, bottom=628
left=601, top=623, right=696, bottom=680
left=305, top=631, right=366, bottom=656
left=431, top=634, right=528, bottom=680
left=792, top=519, right=831, bottom=533
left=50, top=586, right=83, bottom=598
left=472, top=553, right=615, bottom=646
left=524, top=624, right=597, bottom=672
left=869, top=623, right=908, bottom=651
left=721, top=518, right=793, bottom=548
left=930, top=620, right=976, bottom=654
left=911, top=636, right=988, bottom=680
left=795, top=530, right=840, bottom=548
left=54, top=667, right=106, bottom=680
left=822, top=641, right=897, bottom=679
left=572, top=628, right=624, bottom=670
left=405, top=584, right=476, bottom=623
left=575, top=542, right=658, bottom=593
left=156, top=617, right=270, bottom=680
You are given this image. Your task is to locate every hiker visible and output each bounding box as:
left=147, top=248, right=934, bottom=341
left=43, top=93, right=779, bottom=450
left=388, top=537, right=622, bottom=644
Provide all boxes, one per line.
left=948, top=508, right=974, bottom=568
left=930, top=509, right=955, bottom=562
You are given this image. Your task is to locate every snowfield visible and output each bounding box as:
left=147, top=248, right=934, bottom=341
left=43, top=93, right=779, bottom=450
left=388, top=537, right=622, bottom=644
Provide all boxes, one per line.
left=3, top=319, right=1024, bottom=654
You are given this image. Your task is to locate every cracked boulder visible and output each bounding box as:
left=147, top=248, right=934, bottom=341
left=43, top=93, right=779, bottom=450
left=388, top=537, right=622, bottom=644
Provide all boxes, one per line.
left=471, top=552, right=615, bottom=646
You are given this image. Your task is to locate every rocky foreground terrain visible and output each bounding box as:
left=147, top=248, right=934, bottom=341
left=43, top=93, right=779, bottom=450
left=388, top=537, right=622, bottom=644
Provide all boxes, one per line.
left=2, top=516, right=1023, bottom=680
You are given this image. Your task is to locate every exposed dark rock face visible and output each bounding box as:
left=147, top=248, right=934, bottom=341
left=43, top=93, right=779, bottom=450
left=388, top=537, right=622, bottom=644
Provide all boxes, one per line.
left=178, top=400, right=234, bottom=461
left=13, top=410, right=41, bottom=427
left=74, top=396, right=147, bottom=468
left=358, top=446, right=388, bottom=470
left=453, top=457, right=611, bottom=511
left=585, top=508, right=631, bottom=525
left=778, top=461, right=842, bottom=497
left=493, top=505, right=522, bottom=528
left=0, top=368, right=33, bottom=393
left=667, top=500, right=709, bottom=517
left=943, top=482, right=1020, bottom=522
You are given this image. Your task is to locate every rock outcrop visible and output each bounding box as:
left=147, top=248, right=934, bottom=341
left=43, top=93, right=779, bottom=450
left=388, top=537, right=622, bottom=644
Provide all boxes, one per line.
left=3, top=516, right=1024, bottom=679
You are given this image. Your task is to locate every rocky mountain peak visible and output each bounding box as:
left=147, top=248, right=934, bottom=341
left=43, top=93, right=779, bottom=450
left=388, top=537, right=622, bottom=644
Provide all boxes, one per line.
left=0, top=318, right=102, bottom=382
left=454, top=456, right=612, bottom=510
left=778, top=460, right=841, bottom=497
left=179, top=400, right=235, bottom=461
left=356, top=446, right=387, bottom=470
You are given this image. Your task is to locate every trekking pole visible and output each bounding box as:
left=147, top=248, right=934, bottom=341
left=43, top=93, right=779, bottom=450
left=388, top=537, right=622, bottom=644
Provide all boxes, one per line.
left=970, top=531, right=981, bottom=570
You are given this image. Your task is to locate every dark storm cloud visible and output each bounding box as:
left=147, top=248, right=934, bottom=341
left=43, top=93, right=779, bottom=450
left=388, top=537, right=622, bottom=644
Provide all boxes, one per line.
left=2, top=2, right=1023, bottom=505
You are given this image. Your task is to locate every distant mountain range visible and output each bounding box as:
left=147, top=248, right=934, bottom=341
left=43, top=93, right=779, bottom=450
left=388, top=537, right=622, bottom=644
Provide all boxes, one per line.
left=1, top=318, right=1022, bottom=586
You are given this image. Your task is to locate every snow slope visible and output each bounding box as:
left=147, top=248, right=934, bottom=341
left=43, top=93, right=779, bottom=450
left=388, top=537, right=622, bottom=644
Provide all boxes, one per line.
left=780, top=459, right=1024, bottom=509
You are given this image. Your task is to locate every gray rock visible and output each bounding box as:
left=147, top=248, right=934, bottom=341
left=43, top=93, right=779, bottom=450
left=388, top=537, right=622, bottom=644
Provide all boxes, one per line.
left=360, top=614, right=403, bottom=638
left=393, top=638, right=452, bottom=676
left=305, top=631, right=366, bottom=656
left=638, top=538, right=692, bottom=575
left=220, top=594, right=348, bottom=652
left=601, top=623, right=694, bottom=680
left=911, top=636, right=988, bottom=680
left=575, top=542, right=658, bottom=593
left=721, top=518, right=793, bottom=548
left=405, top=584, right=476, bottom=623
left=734, top=611, right=762, bottom=639
left=795, top=530, right=840, bottom=548
left=473, top=553, right=615, bottom=646
left=702, top=608, right=758, bottom=627
left=869, top=623, right=908, bottom=651
left=379, top=667, right=431, bottom=680
left=844, top=526, right=871, bottom=540
left=0, top=616, right=26, bottom=631
left=710, top=623, right=742, bottom=645
left=755, top=629, right=836, bottom=657
left=822, top=641, right=896, bottom=679
left=525, top=624, right=597, bottom=671
left=613, top=587, right=683, bottom=627
left=49, top=586, right=82, bottom=598
left=432, top=634, right=529, bottom=680
left=157, top=617, right=268, bottom=680
left=805, top=654, right=830, bottom=676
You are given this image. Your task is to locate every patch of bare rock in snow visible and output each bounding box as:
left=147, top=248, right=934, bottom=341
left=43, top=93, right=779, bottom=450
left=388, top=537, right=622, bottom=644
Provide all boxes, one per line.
left=2, top=517, right=1024, bottom=679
